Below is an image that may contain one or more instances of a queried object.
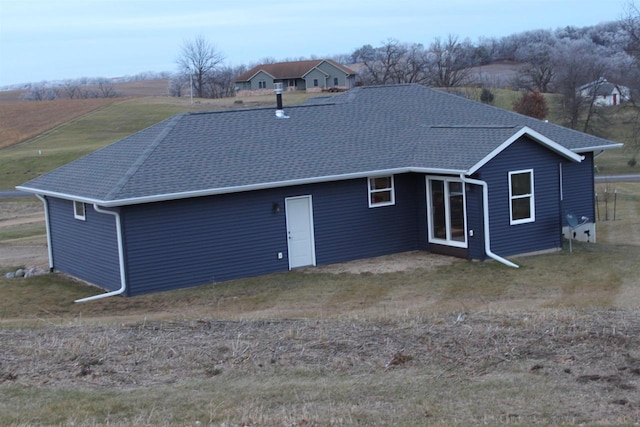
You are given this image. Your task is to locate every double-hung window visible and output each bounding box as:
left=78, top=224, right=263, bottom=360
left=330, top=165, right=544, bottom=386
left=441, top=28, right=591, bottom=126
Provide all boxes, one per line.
left=368, top=176, right=395, bottom=207
left=509, top=169, right=535, bottom=224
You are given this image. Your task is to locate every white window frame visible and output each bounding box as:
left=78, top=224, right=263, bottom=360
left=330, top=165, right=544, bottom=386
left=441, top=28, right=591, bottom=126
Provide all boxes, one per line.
left=509, top=169, right=535, bottom=225
left=368, top=175, right=395, bottom=208
left=74, top=201, right=86, bottom=221
left=426, top=177, right=468, bottom=248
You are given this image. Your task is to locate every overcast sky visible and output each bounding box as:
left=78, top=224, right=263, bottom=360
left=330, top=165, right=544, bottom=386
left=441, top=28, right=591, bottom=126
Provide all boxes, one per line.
left=0, top=0, right=628, bottom=87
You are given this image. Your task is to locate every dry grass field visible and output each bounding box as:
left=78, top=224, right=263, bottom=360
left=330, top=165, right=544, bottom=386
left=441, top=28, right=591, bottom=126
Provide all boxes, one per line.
left=0, top=98, right=120, bottom=149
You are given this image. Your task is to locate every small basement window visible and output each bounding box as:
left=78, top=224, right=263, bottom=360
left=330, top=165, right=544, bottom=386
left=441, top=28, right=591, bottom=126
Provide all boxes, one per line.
left=509, top=169, right=535, bottom=224
left=368, top=176, right=395, bottom=207
left=74, top=201, right=86, bottom=221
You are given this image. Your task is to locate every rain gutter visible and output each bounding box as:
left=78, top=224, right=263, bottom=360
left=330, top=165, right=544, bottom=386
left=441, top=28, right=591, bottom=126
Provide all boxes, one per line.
left=459, top=174, right=519, bottom=268
left=74, top=204, right=127, bottom=302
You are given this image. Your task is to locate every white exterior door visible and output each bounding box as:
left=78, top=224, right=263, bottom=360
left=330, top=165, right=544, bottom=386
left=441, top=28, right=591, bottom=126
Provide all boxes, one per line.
left=285, top=196, right=316, bottom=269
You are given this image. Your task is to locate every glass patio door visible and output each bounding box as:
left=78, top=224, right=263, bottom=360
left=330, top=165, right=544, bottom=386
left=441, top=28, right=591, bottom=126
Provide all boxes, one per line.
left=427, top=178, right=467, bottom=247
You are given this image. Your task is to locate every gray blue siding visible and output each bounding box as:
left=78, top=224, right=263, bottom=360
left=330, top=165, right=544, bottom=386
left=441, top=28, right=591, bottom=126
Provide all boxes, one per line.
left=47, top=197, right=121, bottom=291
left=121, top=189, right=288, bottom=296
left=464, top=180, right=486, bottom=260
left=311, top=174, right=421, bottom=265
left=561, top=153, right=595, bottom=224
left=477, top=136, right=566, bottom=257
left=120, top=174, right=423, bottom=296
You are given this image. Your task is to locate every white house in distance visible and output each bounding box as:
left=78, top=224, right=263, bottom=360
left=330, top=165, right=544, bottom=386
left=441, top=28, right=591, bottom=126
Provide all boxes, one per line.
left=578, top=78, right=630, bottom=107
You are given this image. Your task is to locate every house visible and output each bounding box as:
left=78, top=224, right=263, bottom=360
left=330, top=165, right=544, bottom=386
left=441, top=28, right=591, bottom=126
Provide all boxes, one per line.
left=17, top=84, right=622, bottom=300
left=577, top=78, right=630, bottom=106
left=235, top=59, right=357, bottom=95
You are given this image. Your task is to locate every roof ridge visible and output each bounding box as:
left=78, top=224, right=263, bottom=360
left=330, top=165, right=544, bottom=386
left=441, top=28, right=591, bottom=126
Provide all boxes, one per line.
left=104, top=114, right=185, bottom=201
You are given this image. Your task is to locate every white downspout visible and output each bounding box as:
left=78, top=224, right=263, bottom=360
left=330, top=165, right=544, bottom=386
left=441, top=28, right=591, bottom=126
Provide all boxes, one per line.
left=74, top=204, right=127, bottom=302
left=35, top=194, right=54, bottom=272
left=459, top=175, right=519, bottom=268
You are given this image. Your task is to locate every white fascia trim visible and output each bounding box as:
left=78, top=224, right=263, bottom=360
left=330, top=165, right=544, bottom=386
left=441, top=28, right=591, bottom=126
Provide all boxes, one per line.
left=15, top=186, right=111, bottom=206
left=467, top=126, right=583, bottom=175
left=17, top=167, right=466, bottom=207
left=573, top=142, right=624, bottom=153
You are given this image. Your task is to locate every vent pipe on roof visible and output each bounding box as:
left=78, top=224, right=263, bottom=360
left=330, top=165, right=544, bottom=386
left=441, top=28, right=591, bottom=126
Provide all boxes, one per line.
left=274, top=83, right=289, bottom=119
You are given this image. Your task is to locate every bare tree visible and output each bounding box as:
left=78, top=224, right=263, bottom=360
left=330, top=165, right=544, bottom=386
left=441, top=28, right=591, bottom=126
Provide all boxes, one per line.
left=513, top=31, right=557, bottom=92
left=96, top=78, right=118, bottom=98
left=621, top=1, right=640, bottom=164
left=360, top=39, right=408, bottom=85
left=553, top=39, right=610, bottom=131
left=398, top=43, right=429, bottom=84
left=21, top=82, right=58, bottom=101
left=176, top=35, right=225, bottom=98
left=424, top=35, right=476, bottom=88
left=351, top=44, right=377, bottom=64
left=206, top=65, right=240, bottom=98
left=622, top=1, right=640, bottom=66
left=168, top=73, right=189, bottom=97
left=61, top=79, right=81, bottom=99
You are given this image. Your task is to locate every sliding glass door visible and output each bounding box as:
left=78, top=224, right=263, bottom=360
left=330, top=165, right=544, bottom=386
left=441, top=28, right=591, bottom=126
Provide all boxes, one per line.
left=427, top=178, right=467, bottom=247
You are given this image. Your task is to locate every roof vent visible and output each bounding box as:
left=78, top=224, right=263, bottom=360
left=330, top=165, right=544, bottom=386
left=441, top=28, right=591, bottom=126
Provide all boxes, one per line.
left=274, top=83, right=289, bottom=119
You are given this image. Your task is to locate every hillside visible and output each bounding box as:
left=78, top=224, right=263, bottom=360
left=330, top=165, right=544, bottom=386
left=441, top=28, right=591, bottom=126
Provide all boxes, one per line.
left=0, top=79, right=171, bottom=150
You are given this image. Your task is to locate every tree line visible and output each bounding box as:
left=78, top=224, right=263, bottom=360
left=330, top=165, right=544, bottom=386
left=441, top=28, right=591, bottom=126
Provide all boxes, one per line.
left=20, top=1, right=640, bottom=159
left=170, top=1, right=639, bottom=163
left=174, top=4, right=638, bottom=97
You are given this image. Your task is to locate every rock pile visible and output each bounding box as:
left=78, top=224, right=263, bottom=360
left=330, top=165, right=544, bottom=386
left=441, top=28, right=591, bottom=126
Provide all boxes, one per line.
left=4, top=267, right=48, bottom=279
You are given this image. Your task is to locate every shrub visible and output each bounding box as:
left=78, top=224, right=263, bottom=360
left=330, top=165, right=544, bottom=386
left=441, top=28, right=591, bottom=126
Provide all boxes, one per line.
left=513, top=91, right=548, bottom=120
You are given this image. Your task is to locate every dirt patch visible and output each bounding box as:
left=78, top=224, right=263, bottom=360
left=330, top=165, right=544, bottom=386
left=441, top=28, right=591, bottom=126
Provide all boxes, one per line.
left=306, top=250, right=460, bottom=274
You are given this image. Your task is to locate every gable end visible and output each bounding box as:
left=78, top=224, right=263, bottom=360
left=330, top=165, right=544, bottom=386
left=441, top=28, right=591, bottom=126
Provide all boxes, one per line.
left=467, top=126, right=583, bottom=175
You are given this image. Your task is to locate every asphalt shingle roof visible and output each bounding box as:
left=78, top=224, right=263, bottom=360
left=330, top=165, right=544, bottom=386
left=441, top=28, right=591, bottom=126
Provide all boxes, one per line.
left=19, top=84, right=622, bottom=205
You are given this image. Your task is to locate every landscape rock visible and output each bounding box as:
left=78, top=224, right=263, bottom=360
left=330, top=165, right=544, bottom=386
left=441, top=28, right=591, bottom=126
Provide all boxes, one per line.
left=3, top=267, right=48, bottom=280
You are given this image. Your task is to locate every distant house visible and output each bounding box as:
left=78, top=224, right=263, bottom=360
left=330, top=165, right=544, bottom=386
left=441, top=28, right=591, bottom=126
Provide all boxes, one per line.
left=578, top=78, right=630, bottom=106
left=17, top=84, right=622, bottom=300
left=235, top=59, right=356, bottom=95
